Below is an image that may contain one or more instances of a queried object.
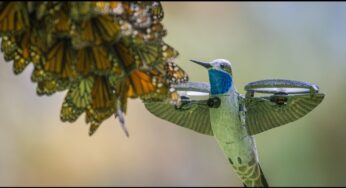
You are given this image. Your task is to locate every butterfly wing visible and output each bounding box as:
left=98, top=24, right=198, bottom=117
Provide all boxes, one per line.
left=72, top=14, right=121, bottom=48
left=0, top=2, right=29, bottom=34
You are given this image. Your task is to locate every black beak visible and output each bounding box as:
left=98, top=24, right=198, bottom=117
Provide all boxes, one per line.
left=190, top=59, right=212, bottom=69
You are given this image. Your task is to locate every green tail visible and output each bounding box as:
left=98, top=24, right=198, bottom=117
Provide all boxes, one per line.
left=229, top=158, right=269, bottom=187
left=244, top=165, right=268, bottom=187
left=241, top=165, right=269, bottom=187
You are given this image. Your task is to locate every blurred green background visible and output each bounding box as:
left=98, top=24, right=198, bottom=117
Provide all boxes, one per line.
left=0, top=2, right=345, bottom=186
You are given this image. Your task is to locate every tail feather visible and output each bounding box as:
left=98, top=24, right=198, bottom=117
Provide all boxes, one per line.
left=229, top=157, right=269, bottom=187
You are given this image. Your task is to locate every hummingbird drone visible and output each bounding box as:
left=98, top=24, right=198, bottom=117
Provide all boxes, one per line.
left=144, top=59, right=325, bottom=187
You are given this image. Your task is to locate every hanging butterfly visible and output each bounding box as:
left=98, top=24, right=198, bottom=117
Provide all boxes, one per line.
left=0, top=1, right=189, bottom=136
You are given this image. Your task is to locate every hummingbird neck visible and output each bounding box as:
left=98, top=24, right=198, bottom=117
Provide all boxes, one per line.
left=208, top=69, right=233, bottom=96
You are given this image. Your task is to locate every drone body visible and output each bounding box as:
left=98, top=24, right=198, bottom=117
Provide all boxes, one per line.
left=144, top=59, right=324, bottom=187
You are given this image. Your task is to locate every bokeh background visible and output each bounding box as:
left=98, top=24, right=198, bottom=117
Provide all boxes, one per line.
left=0, top=2, right=345, bottom=186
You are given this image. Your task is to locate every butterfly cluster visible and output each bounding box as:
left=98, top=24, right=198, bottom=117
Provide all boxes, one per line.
left=0, top=2, right=188, bottom=135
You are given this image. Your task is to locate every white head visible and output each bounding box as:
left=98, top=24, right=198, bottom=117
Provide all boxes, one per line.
left=190, top=59, right=234, bottom=95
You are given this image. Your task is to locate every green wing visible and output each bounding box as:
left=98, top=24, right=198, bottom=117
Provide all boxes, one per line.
left=144, top=100, right=213, bottom=136
left=144, top=81, right=213, bottom=135
left=244, top=93, right=325, bottom=135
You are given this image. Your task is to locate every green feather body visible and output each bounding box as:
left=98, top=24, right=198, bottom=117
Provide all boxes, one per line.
left=210, top=86, right=267, bottom=187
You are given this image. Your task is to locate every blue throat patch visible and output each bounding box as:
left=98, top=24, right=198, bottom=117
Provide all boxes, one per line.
left=208, top=69, right=232, bottom=95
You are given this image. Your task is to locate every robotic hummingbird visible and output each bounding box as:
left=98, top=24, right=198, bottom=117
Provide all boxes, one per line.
left=144, top=59, right=325, bottom=187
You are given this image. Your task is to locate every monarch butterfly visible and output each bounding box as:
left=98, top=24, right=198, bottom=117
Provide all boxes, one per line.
left=60, top=76, right=93, bottom=122
left=144, top=22, right=166, bottom=41
left=119, top=36, right=162, bottom=69
left=1, top=34, right=17, bottom=62
left=68, top=1, right=121, bottom=27
left=60, top=76, right=113, bottom=126
left=43, top=40, right=77, bottom=79
left=27, top=2, right=63, bottom=21
left=60, top=96, right=84, bottom=123
left=0, top=2, right=29, bottom=34
left=93, top=1, right=123, bottom=15
left=85, top=76, right=117, bottom=135
left=76, top=46, right=118, bottom=76
left=36, top=76, right=71, bottom=96
left=36, top=79, right=59, bottom=96
left=70, top=76, right=94, bottom=108
left=116, top=39, right=187, bottom=101
left=47, top=7, right=71, bottom=37
left=0, top=1, right=189, bottom=136
left=12, top=32, right=31, bottom=74
left=1, top=31, right=34, bottom=75
left=71, top=14, right=121, bottom=48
